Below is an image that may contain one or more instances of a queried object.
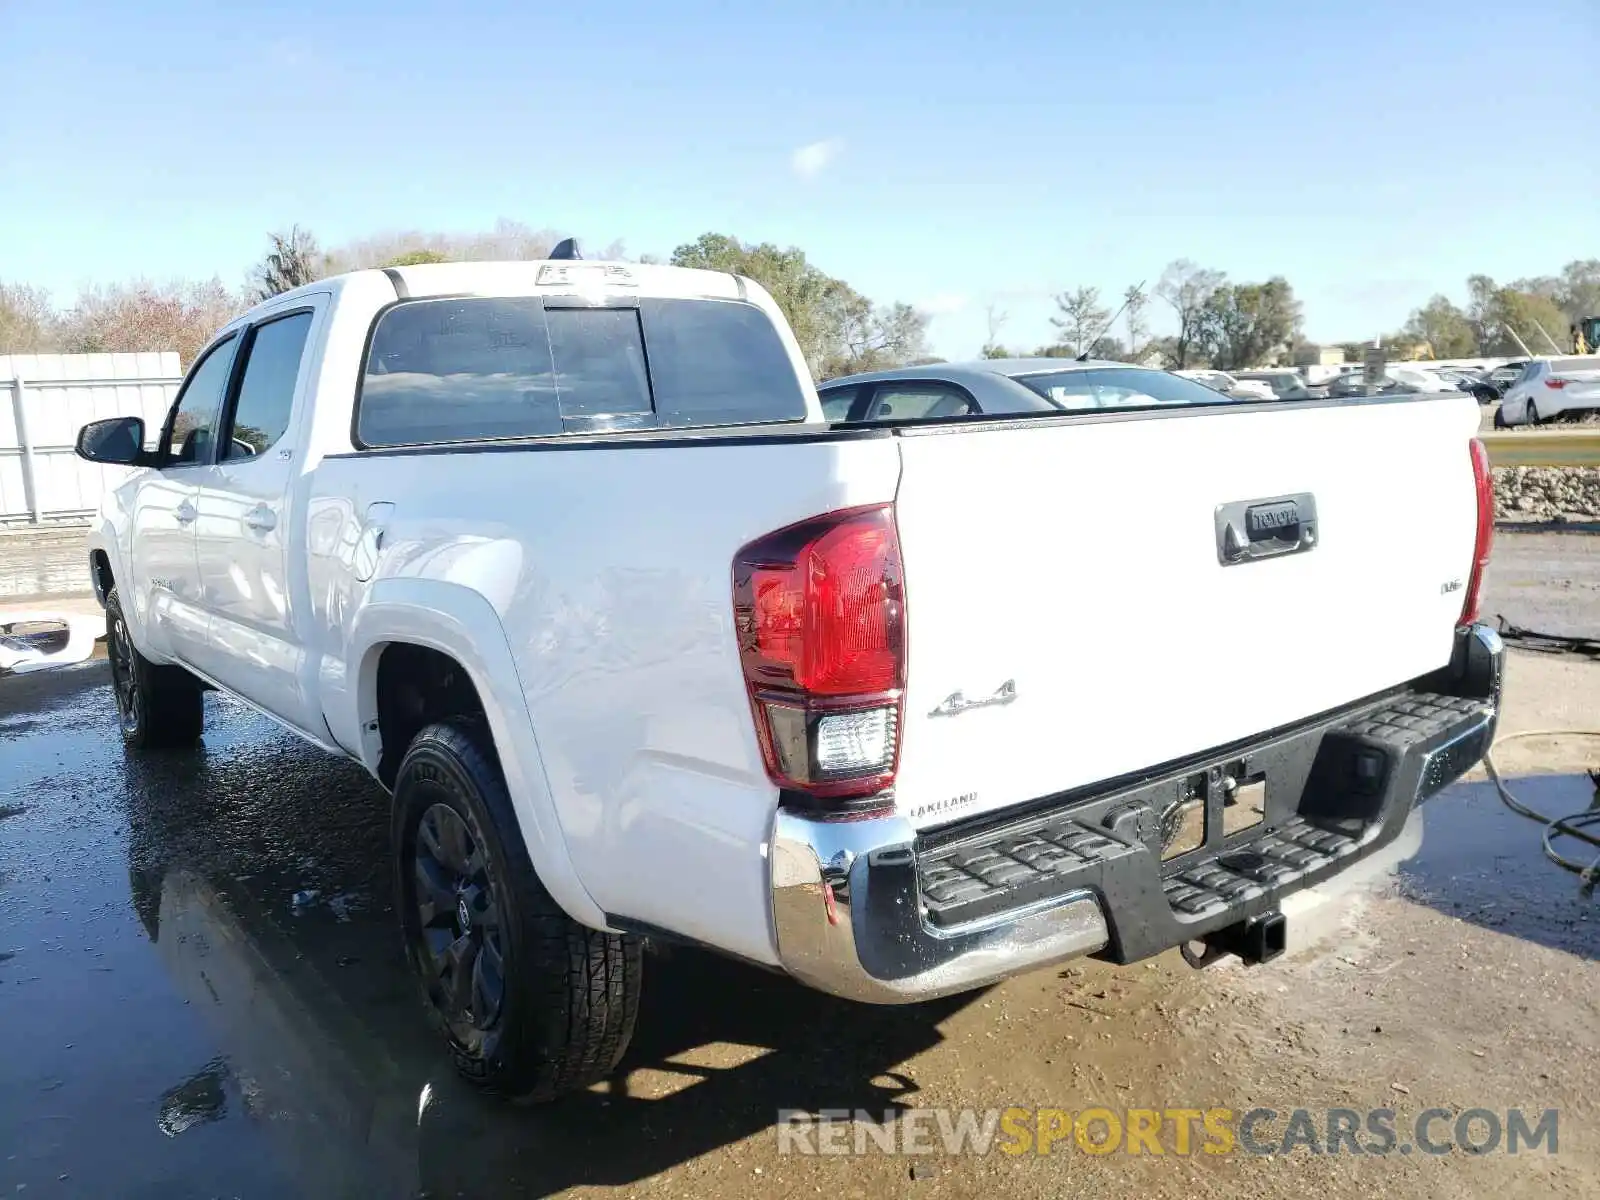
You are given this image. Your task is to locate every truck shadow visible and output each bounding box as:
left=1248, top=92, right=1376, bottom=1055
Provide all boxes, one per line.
left=1396, top=775, right=1598, bottom=962
left=120, top=714, right=975, bottom=1199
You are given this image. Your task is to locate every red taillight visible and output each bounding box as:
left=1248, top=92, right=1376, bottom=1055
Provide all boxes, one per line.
left=1460, top=438, right=1494, bottom=626
left=733, top=505, right=905, bottom=805
left=1545, top=377, right=1569, bottom=389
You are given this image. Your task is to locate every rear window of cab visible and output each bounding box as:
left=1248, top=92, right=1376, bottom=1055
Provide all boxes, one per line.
left=356, top=296, right=808, bottom=447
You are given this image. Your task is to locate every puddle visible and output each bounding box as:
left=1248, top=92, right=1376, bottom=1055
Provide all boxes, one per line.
left=1397, top=776, right=1597, bottom=958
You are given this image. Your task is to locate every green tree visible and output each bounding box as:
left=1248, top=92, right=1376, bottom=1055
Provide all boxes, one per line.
left=1155, top=259, right=1227, bottom=368
left=385, top=249, right=451, bottom=266
left=1198, top=278, right=1302, bottom=370
left=1048, top=286, right=1110, bottom=356
left=1467, top=275, right=1574, bottom=354
left=669, top=232, right=928, bottom=378
left=1512, top=259, right=1600, bottom=327
left=1402, top=295, right=1478, bottom=358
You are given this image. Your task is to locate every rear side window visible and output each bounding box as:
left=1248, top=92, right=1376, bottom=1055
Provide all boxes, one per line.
left=641, top=298, right=807, bottom=427
left=863, top=382, right=976, bottom=419
left=224, top=311, right=313, bottom=459
left=357, top=296, right=805, bottom=447
left=1013, top=367, right=1237, bottom=411
left=818, top=385, right=859, bottom=421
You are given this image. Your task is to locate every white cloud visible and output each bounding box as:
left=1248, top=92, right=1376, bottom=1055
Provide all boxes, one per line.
left=919, top=292, right=969, bottom=317
left=791, top=139, right=843, bottom=180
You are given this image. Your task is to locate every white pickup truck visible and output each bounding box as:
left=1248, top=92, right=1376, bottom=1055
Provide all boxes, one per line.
left=76, top=257, right=1503, bottom=1102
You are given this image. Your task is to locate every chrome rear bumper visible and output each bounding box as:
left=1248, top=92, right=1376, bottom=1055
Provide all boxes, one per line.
left=769, top=624, right=1503, bottom=1004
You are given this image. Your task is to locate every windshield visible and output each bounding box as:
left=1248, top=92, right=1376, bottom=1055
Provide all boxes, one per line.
left=1012, top=367, right=1242, bottom=411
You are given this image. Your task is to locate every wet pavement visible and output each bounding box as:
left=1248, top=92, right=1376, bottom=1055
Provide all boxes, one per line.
left=0, top=528, right=91, bottom=602
left=3, top=527, right=1599, bottom=1198
left=2, top=648, right=1597, bottom=1199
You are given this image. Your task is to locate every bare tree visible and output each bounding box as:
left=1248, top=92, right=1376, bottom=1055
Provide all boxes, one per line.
left=324, top=218, right=568, bottom=273
left=0, top=281, right=59, bottom=352
left=980, top=303, right=1010, bottom=358
left=56, top=279, right=246, bottom=366
left=254, top=226, right=325, bottom=299
left=1122, top=284, right=1149, bottom=361
left=1049, top=286, right=1110, bottom=356
left=1155, top=259, right=1226, bottom=368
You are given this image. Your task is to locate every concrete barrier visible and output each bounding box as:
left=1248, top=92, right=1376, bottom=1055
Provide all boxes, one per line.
left=1481, top=431, right=1600, bottom=468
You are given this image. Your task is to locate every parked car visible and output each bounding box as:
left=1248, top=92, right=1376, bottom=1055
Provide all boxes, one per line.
left=1232, top=369, right=1320, bottom=400
left=1467, top=361, right=1529, bottom=405
left=1494, top=357, right=1600, bottom=426
left=1385, top=365, right=1459, bottom=394
left=1171, top=369, right=1276, bottom=401
left=1433, top=369, right=1478, bottom=392
left=1326, top=373, right=1391, bottom=398
left=73, top=258, right=1502, bottom=1103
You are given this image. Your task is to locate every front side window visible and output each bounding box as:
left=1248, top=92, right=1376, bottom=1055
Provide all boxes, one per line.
left=357, top=296, right=807, bottom=447
left=224, top=311, right=314, bottom=459
left=165, top=335, right=239, bottom=465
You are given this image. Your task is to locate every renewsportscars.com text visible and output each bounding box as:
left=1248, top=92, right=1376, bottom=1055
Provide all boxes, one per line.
left=776, top=1107, right=1559, bottom=1158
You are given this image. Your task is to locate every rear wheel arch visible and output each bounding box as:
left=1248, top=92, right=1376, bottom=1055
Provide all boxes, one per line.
left=344, top=584, right=607, bottom=931
left=373, top=642, right=489, bottom=788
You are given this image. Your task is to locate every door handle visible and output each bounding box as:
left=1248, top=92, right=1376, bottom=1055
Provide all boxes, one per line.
left=244, top=505, right=278, bottom=533
left=175, top=500, right=197, bottom=525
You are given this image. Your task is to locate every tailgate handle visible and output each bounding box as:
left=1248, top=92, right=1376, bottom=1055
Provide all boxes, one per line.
left=1215, top=493, right=1318, bottom=565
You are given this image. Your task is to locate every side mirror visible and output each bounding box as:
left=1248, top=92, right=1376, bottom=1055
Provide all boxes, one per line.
left=76, top=416, right=149, bottom=467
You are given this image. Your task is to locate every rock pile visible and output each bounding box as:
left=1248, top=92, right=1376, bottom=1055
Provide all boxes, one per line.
left=1493, top=467, right=1600, bottom=521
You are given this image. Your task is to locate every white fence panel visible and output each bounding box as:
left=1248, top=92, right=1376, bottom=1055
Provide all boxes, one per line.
left=1, top=352, right=182, bottom=524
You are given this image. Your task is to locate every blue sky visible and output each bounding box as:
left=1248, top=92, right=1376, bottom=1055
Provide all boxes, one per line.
left=3, top=0, right=1595, bottom=358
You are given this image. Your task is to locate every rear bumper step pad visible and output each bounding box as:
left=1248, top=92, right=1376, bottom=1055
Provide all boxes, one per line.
left=914, top=688, right=1496, bottom=961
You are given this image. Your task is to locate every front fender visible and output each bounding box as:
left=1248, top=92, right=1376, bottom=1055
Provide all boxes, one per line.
left=341, top=578, right=607, bottom=931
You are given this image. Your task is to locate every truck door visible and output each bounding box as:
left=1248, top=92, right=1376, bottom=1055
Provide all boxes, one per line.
left=131, top=333, right=240, bottom=665
left=189, top=306, right=321, bottom=732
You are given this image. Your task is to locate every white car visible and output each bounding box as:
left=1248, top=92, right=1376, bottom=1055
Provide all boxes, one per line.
left=1385, top=365, right=1459, bottom=394
left=73, top=257, right=1502, bottom=1102
left=1494, top=357, right=1600, bottom=426
left=1172, top=368, right=1276, bottom=401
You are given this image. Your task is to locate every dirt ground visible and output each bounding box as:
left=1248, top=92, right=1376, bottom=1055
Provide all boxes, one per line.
left=1, top=539, right=1597, bottom=1199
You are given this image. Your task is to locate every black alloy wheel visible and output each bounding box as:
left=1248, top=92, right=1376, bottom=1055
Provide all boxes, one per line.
left=106, top=609, right=140, bottom=736
left=409, top=799, right=508, bottom=1048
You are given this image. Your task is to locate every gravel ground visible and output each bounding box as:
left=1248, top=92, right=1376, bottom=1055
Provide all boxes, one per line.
left=1495, top=468, right=1600, bottom=522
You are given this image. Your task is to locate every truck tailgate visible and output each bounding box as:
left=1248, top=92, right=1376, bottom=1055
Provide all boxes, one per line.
left=890, top=396, right=1483, bottom=830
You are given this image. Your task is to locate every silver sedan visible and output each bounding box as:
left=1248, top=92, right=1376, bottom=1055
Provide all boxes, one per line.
left=818, top=358, right=1245, bottom=422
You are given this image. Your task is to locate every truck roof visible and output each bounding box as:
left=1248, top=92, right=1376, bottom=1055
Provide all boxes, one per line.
left=239, top=259, right=756, bottom=320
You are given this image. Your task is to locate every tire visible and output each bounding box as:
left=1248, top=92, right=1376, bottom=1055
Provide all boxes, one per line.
left=104, top=587, right=204, bottom=749
left=1527, top=400, right=1541, bottom=426
left=1493, top=407, right=1507, bottom=429
left=392, top=720, right=642, bottom=1102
